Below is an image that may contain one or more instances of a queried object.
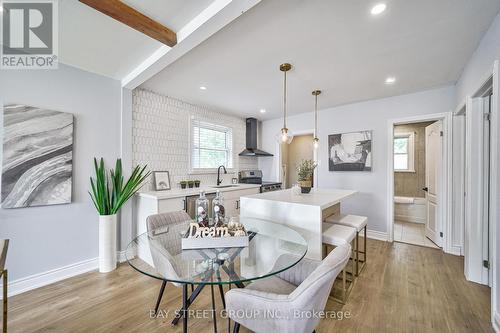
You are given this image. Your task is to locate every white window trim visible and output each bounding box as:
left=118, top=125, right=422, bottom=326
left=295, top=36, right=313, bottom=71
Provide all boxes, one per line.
left=189, top=117, right=235, bottom=174
left=394, top=132, right=415, bottom=173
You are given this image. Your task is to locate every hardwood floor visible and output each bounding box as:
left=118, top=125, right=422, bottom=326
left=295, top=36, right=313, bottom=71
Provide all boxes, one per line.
left=7, top=239, right=493, bottom=333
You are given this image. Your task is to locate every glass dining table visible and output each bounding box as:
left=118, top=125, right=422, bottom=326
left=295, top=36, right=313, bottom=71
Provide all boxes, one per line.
left=126, top=217, right=308, bottom=333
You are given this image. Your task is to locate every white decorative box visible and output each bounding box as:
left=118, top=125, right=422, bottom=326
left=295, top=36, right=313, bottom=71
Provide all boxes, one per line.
left=181, top=234, right=249, bottom=250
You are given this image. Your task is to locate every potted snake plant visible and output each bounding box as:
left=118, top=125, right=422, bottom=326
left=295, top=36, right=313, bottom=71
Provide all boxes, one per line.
left=89, top=158, right=150, bottom=273
left=297, top=159, right=317, bottom=194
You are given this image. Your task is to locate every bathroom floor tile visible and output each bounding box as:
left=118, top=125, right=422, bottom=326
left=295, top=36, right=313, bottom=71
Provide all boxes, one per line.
left=393, top=221, right=440, bottom=249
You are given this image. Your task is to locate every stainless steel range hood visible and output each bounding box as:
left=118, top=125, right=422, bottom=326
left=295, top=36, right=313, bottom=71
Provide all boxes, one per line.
left=239, top=118, right=273, bottom=157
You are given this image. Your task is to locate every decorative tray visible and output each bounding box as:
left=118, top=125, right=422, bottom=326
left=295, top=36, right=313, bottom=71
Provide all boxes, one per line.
left=181, top=222, right=251, bottom=250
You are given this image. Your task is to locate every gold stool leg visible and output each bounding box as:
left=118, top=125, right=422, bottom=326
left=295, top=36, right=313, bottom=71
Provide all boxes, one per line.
left=3, top=270, right=7, bottom=333
left=352, top=242, right=356, bottom=280
left=342, top=268, right=346, bottom=303
left=364, top=225, right=367, bottom=264
left=355, top=232, right=360, bottom=276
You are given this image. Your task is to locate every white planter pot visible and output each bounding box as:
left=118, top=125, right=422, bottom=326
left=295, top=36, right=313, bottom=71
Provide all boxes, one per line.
left=99, top=214, right=117, bottom=273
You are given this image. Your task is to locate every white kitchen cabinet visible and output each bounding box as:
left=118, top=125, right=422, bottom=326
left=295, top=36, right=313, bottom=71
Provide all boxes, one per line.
left=223, top=188, right=260, bottom=218
left=134, top=185, right=260, bottom=236
left=134, top=196, right=186, bottom=236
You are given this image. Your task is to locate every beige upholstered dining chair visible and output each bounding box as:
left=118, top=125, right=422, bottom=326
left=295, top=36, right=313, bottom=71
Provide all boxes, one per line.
left=146, top=210, right=226, bottom=321
left=225, top=243, right=351, bottom=333
left=1, top=239, right=9, bottom=333
left=146, top=211, right=192, bottom=314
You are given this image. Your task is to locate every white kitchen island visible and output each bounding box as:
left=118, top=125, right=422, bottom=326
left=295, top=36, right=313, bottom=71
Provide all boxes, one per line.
left=240, top=188, right=358, bottom=260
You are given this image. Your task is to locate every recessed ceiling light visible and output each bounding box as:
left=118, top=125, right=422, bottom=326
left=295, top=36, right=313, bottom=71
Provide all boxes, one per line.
left=260, top=109, right=266, bottom=114
left=385, top=77, right=396, bottom=84
left=371, top=3, right=387, bottom=15
left=199, top=86, right=207, bottom=90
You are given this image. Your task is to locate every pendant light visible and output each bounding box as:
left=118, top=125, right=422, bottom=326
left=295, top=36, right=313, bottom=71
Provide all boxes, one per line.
left=279, top=63, right=293, bottom=144
left=312, top=90, right=321, bottom=149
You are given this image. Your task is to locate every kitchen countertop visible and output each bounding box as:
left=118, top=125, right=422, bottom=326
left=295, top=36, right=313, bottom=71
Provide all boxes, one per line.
left=241, top=188, right=358, bottom=210
left=136, top=184, right=261, bottom=200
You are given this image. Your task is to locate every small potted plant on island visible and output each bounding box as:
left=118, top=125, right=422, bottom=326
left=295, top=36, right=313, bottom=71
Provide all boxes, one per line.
left=89, top=158, right=150, bottom=273
left=188, top=180, right=195, bottom=188
left=194, top=180, right=201, bottom=188
left=297, top=159, right=317, bottom=194
left=180, top=180, right=187, bottom=189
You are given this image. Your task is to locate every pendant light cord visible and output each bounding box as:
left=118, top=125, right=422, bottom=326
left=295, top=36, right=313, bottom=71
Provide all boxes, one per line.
left=314, top=94, right=318, bottom=138
left=283, top=70, right=287, bottom=129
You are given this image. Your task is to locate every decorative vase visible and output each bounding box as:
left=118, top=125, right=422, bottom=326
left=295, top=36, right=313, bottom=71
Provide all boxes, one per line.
left=99, top=214, right=117, bottom=273
left=180, top=183, right=187, bottom=189
left=194, top=181, right=200, bottom=188
left=299, top=180, right=312, bottom=194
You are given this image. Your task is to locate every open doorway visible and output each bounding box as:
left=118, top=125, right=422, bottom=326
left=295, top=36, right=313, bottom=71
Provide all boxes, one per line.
left=393, top=121, right=441, bottom=249
left=281, top=134, right=314, bottom=189
left=464, top=85, right=493, bottom=286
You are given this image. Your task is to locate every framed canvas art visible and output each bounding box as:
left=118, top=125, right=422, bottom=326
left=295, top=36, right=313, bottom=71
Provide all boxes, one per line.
left=328, top=130, right=372, bottom=171
left=2, top=104, right=73, bottom=208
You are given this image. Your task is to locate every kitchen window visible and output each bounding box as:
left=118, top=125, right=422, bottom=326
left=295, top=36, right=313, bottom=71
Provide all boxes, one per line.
left=190, top=119, right=233, bottom=172
left=394, top=132, right=415, bottom=172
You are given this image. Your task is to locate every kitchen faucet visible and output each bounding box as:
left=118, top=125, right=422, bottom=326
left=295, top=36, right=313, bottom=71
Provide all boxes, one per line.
left=217, top=165, right=227, bottom=186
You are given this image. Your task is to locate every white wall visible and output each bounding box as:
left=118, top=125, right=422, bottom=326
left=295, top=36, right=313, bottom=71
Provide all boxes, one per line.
left=0, top=64, right=122, bottom=283
left=455, top=12, right=500, bottom=107
left=453, top=11, right=500, bottom=326
left=259, top=86, right=455, bottom=235
left=132, top=89, right=258, bottom=189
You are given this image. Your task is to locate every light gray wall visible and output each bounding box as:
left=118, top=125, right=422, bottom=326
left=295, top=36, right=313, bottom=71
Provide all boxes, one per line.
left=0, top=64, right=122, bottom=282
left=259, top=86, right=455, bottom=234
left=453, top=10, right=500, bottom=321
left=455, top=11, right=500, bottom=107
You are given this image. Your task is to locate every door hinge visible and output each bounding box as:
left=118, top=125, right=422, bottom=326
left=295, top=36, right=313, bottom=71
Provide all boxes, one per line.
left=485, top=113, right=491, bottom=121
left=483, top=260, right=490, bottom=269
left=439, top=232, right=443, bottom=238
left=440, top=131, right=444, bottom=137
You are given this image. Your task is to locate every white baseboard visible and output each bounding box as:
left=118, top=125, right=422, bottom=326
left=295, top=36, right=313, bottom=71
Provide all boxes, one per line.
left=446, top=245, right=462, bottom=256
left=493, top=312, right=500, bottom=333
left=117, top=250, right=128, bottom=263
left=1, top=251, right=127, bottom=299
left=365, top=229, right=389, bottom=242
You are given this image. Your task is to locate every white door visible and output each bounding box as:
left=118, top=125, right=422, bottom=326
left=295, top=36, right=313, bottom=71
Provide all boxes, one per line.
left=481, top=96, right=491, bottom=285
left=424, top=121, right=443, bottom=247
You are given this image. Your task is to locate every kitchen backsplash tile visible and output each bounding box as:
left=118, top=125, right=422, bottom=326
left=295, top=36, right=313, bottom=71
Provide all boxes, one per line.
left=132, top=89, right=258, bottom=190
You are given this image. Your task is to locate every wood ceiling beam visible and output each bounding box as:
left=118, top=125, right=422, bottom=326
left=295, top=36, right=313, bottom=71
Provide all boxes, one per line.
left=79, top=0, right=177, bottom=47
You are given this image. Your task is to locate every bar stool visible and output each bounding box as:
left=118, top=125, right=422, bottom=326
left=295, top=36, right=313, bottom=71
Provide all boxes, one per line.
left=325, top=214, right=368, bottom=276
left=322, top=223, right=356, bottom=303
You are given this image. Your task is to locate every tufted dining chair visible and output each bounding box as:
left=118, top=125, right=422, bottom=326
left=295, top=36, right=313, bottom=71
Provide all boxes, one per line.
left=146, top=211, right=191, bottom=314
left=225, top=243, right=351, bottom=333
left=146, top=211, right=226, bottom=322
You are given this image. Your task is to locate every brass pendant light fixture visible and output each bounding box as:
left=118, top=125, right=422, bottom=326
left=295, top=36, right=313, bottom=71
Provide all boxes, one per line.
left=312, top=90, right=321, bottom=149
left=279, top=63, right=293, bottom=144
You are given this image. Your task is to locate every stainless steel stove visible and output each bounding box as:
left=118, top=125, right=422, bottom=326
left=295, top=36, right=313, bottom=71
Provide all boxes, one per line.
left=238, top=170, right=282, bottom=193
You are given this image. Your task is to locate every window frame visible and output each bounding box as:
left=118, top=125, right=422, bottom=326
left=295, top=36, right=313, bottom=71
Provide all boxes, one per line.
left=189, top=118, right=234, bottom=174
left=393, top=132, right=415, bottom=173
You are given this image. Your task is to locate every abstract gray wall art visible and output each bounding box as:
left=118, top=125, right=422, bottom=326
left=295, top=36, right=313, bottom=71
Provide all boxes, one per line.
left=328, top=130, right=372, bottom=172
left=2, top=104, right=73, bottom=208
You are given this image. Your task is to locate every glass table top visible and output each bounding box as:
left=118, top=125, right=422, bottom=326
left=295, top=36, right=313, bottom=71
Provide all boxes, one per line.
left=126, top=217, right=308, bottom=285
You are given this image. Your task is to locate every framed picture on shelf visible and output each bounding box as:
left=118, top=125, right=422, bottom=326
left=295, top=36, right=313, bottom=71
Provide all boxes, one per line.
left=153, top=171, right=171, bottom=191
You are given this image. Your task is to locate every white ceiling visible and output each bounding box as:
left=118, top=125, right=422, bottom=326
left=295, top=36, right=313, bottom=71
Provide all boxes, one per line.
left=141, top=0, right=500, bottom=120
left=122, top=0, right=215, bottom=32
left=59, top=0, right=215, bottom=80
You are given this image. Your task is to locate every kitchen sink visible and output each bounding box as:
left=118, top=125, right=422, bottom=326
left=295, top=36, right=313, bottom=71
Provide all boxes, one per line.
left=211, top=185, right=240, bottom=188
